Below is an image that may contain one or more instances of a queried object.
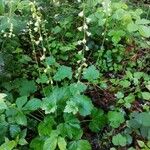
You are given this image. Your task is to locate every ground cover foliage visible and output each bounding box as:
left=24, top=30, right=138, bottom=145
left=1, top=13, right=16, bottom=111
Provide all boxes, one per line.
left=0, top=0, right=150, bottom=150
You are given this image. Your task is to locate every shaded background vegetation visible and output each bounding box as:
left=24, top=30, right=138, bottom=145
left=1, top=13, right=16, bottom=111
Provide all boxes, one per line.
left=0, top=0, right=150, bottom=150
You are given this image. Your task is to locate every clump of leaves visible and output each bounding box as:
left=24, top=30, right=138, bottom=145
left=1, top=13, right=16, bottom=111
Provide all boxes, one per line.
left=0, top=0, right=150, bottom=150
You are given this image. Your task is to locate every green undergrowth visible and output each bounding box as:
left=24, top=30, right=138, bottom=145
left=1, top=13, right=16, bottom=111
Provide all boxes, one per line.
left=0, top=0, right=150, bottom=150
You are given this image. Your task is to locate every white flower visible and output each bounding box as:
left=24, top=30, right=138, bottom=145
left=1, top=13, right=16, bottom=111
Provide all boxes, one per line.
left=37, top=16, right=41, bottom=22
left=43, top=47, right=46, bottom=52
left=35, top=40, right=40, bottom=45
left=29, top=2, right=32, bottom=5
left=44, top=68, right=47, bottom=73
left=39, top=36, right=43, bottom=41
left=78, top=67, right=82, bottom=72
left=40, top=55, right=45, bottom=60
left=50, top=80, right=53, bottom=85
left=3, top=34, right=7, bottom=37
left=32, top=13, right=36, bottom=19
left=85, top=46, right=89, bottom=51
left=78, top=51, right=82, bottom=55
left=77, top=26, right=83, bottom=31
left=82, top=58, right=86, bottom=61
left=55, top=2, right=60, bottom=6
left=82, top=62, right=88, bottom=67
left=10, top=23, right=13, bottom=32
left=54, top=14, right=59, bottom=18
left=77, top=40, right=82, bottom=45
left=75, top=73, right=79, bottom=78
left=77, top=60, right=81, bottom=64
left=102, top=2, right=105, bottom=5
left=37, top=7, right=43, bottom=11
left=86, top=31, right=91, bottom=37
left=102, top=0, right=111, bottom=15
left=46, top=65, right=50, bottom=69
left=29, top=21, right=33, bottom=25
left=82, top=38, right=86, bottom=44
left=86, top=17, right=91, bottom=23
left=35, top=21, right=39, bottom=27
left=8, top=33, right=12, bottom=38
left=46, top=80, right=50, bottom=84
left=7, top=18, right=10, bottom=23
left=34, top=27, right=38, bottom=32
left=78, top=11, right=84, bottom=17
left=83, top=23, right=88, bottom=30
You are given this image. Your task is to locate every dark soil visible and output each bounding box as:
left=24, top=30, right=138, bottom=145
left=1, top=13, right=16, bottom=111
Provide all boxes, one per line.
left=85, top=87, right=115, bottom=111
